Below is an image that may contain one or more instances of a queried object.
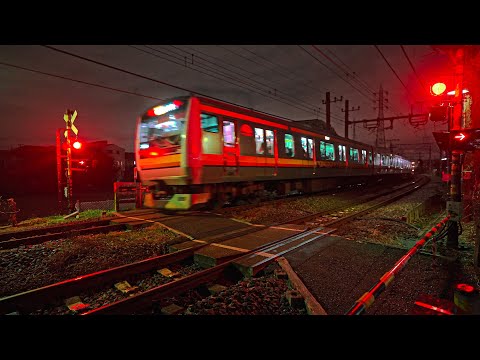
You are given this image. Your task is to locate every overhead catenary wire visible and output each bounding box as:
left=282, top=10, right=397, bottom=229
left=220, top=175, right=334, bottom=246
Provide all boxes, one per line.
left=150, top=44, right=341, bottom=123
left=302, top=45, right=376, bottom=103
left=41, top=45, right=303, bottom=122
left=323, top=46, right=378, bottom=95
left=374, top=45, right=415, bottom=101
left=320, top=46, right=405, bottom=116
left=130, top=45, right=335, bottom=122
left=0, top=61, right=166, bottom=101
left=39, top=45, right=373, bottom=141
left=39, top=44, right=353, bottom=132
left=400, top=45, right=428, bottom=93
left=311, top=45, right=377, bottom=97
left=312, top=45, right=404, bottom=115
left=175, top=45, right=331, bottom=106
left=218, top=45, right=336, bottom=96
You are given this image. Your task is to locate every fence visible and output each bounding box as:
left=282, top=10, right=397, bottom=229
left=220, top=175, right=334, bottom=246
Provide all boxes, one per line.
left=113, top=182, right=147, bottom=212
left=79, top=199, right=115, bottom=212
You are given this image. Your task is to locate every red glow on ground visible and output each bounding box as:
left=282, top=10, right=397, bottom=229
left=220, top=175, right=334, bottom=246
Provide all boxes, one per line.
left=456, top=283, right=475, bottom=293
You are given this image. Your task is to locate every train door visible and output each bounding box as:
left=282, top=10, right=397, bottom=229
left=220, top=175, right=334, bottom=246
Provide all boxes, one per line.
left=265, top=129, right=277, bottom=176
left=222, top=119, right=239, bottom=176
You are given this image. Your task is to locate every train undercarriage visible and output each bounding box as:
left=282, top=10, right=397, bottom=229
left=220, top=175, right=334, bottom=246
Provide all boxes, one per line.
left=142, top=173, right=413, bottom=211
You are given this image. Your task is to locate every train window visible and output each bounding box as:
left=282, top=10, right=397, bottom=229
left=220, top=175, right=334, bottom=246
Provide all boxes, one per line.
left=375, top=154, right=381, bottom=166
left=285, top=134, right=295, bottom=157
left=361, top=150, right=367, bottom=164
left=350, top=148, right=359, bottom=162
left=368, top=151, right=373, bottom=165
left=223, top=121, right=236, bottom=147
left=301, top=137, right=308, bottom=158
left=201, top=113, right=219, bottom=133
left=307, top=138, right=313, bottom=159
left=338, top=145, right=346, bottom=162
left=301, top=137, right=313, bottom=159
left=255, top=127, right=265, bottom=154
left=265, top=130, right=274, bottom=156
left=319, top=141, right=335, bottom=161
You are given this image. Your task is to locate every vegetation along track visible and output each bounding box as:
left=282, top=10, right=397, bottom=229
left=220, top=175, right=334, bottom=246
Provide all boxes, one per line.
left=0, top=218, right=126, bottom=250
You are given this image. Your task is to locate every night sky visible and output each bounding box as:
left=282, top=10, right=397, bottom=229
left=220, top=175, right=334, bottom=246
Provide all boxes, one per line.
left=0, top=45, right=452, bottom=155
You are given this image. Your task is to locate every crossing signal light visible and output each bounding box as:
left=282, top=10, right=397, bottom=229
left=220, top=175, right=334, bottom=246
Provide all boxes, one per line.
left=72, top=141, right=82, bottom=150
left=431, top=82, right=447, bottom=96
left=449, top=129, right=480, bottom=151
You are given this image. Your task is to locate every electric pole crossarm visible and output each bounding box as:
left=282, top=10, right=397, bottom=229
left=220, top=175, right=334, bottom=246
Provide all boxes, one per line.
left=348, top=113, right=429, bottom=124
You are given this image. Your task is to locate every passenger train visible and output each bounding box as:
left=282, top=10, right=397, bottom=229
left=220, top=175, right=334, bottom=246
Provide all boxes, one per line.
left=135, top=95, right=413, bottom=210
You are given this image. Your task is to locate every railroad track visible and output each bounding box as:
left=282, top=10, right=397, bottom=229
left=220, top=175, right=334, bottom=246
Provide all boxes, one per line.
left=0, top=218, right=126, bottom=250
left=0, top=176, right=429, bottom=315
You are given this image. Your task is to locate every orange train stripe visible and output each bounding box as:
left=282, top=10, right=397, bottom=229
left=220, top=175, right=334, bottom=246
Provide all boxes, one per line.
left=200, top=104, right=289, bottom=130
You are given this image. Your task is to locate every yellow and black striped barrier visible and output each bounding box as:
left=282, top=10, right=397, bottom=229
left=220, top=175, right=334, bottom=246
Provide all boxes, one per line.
left=346, top=215, right=451, bottom=315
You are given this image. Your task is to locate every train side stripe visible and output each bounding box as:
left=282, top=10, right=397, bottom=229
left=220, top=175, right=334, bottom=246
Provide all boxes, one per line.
left=199, top=104, right=289, bottom=130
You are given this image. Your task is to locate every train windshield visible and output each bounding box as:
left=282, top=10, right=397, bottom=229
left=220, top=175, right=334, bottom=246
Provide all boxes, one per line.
left=138, top=105, right=186, bottom=158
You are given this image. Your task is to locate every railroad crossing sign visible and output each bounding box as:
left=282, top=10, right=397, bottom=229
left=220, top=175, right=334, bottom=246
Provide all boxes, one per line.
left=64, top=110, right=78, bottom=138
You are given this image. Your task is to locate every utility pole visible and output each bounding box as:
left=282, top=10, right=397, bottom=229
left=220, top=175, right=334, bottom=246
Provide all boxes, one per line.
left=374, top=85, right=388, bottom=148
left=342, top=100, right=360, bottom=139
left=446, top=47, right=466, bottom=249
left=322, top=92, right=343, bottom=130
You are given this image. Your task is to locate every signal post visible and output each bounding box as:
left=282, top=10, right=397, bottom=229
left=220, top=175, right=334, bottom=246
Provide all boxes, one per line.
left=56, top=109, right=80, bottom=213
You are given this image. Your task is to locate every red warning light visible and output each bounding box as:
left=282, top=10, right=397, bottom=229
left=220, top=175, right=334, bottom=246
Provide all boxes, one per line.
left=72, top=141, right=82, bottom=150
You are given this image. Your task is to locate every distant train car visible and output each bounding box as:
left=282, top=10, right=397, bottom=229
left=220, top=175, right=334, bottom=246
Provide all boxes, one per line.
left=135, top=95, right=412, bottom=210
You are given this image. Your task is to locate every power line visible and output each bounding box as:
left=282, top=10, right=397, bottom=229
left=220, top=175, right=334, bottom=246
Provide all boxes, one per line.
left=311, top=45, right=376, bottom=97
left=299, top=45, right=376, bottom=107
left=140, top=45, right=346, bottom=127
left=160, top=45, right=335, bottom=120
left=374, top=45, right=413, bottom=98
left=178, top=44, right=327, bottom=104
left=238, top=45, right=339, bottom=96
left=131, top=45, right=330, bottom=121
left=400, top=45, right=428, bottom=93
left=41, top=45, right=325, bottom=123
left=0, top=60, right=165, bottom=101
left=323, top=46, right=405, bottom=117
left=323, top=46, right=377, bottom=94
left=218, top=45, right=334, bottom=96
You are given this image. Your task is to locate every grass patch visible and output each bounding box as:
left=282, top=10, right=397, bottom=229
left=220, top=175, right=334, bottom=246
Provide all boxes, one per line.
left=0, top=209, right=116, bottom=234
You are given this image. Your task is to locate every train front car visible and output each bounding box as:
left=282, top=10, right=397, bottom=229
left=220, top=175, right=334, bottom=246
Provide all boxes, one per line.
left=135, top=96, right=208, bottom=210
